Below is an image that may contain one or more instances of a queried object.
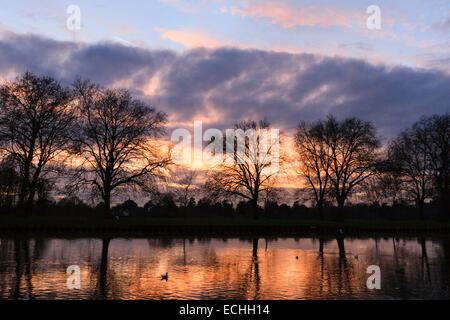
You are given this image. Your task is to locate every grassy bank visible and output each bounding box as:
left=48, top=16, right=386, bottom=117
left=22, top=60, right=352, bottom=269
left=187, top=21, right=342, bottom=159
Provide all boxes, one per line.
left=1, top=216, right=450, bottom=236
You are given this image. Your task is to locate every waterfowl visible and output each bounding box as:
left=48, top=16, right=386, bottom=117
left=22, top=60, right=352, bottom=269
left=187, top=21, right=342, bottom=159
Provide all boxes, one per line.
left=161, top=272, right=168, bottom=281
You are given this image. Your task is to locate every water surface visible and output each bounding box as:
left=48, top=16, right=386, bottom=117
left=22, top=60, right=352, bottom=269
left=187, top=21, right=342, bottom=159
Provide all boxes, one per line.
left=0, top=236, right=449, bottom=299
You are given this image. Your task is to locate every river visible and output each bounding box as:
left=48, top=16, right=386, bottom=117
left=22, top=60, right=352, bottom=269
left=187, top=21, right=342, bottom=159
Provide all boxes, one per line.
left=0, top=236, right=449, bottom=299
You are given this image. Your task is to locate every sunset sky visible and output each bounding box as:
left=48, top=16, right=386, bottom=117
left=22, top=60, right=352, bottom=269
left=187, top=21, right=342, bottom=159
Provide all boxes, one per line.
left=0, top=0, right=449, bottom=139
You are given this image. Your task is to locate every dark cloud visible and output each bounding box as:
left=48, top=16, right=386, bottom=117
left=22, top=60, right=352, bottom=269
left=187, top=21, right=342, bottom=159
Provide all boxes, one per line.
left=0, top=32, right=449, bottom=140
left=0, top=32, right=77, bottom=79
left=65, top=43, right=176, bottom=88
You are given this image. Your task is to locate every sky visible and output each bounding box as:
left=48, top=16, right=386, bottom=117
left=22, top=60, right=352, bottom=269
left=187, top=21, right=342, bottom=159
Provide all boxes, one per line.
left=0, top=0, right=449, bottom=139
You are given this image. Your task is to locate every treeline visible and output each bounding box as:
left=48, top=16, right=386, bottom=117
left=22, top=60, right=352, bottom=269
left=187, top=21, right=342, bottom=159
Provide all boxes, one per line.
left=0, top=72, right=169, bottom=218
left=294, top=114, right=449, bottom=221
left=22, top=194, right=440, bottom=221
left=203, top=116, right=449, bottom=221
left=0, top=72, right=448, bottom=221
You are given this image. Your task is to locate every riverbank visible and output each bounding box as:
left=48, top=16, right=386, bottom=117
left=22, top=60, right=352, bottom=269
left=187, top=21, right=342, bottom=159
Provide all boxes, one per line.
left=1, top=216, right=450, bottom=236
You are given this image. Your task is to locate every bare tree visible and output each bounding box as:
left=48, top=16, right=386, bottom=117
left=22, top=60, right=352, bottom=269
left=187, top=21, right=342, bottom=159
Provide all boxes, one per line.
left=413, top=114, right=449, bottom=220
left=295, top=120, right=331, bottom=220
left=321, top=116, right=380, bottom=221
left=388, top=128, right=434, bottom=220
left=389, top=114, right=449, bottom=220
left=71, top=80, right=171, bottom=218
left=205, top=119, right=280, bottom=219
left=171, top=169, right=199, bottom=209
left=0, top=72, right=73, bottom=214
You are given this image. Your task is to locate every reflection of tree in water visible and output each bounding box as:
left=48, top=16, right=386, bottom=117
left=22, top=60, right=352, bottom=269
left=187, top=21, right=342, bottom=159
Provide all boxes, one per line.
left=31, top=239, right=47, bottom=273
left=236, top=239, right=261, bottom=299
left=0, top=240, right=13, bottom=296
left=308, top=236, right=437, bottom=299
left=11, top=240, right=34, bottom=299
left=89, top=238, right=121, bottom=300
left=0, top=239, right=50, bottom=299
left=2, top=236, right=448, bottom=299
left=334, top=237, right=353, bottom=296
left=147, top=238, right=175, bottom=248
left=419, top=238, right=431, bottom=283
left=85, top=237, right=449, bottom=299
left=251, top=238, right=261, bottom=298
left=317, top=237, right=326, bottom=296
left=381, top=237, right=413, bottom=298
left=303, top=237, right=356, bottom=299
left=183, top=239, right=186, bottom=265
left=363, top=237, right=450, bottom=299
left=336, top=237, right=352, bottom=295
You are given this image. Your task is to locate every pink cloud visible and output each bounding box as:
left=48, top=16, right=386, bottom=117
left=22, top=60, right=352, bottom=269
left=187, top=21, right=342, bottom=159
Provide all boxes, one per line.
left=231, top=1, right=366, bottom=28
left=154, top=28, right=223, bottom=48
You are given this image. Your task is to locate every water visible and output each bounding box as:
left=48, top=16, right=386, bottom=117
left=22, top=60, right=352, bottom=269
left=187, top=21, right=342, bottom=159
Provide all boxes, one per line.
left=0, top=236, right=449, bottom=300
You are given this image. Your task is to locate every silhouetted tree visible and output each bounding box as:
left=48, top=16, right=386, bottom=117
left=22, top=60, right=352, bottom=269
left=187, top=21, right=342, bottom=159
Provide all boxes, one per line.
left=295, top=120, right=332, bottom=219
left=413, top=114, right=450, bottom=220
left=389, top=125, right=434, bottom=220
left=0, top=72, right=73, bottom=214
left=70, top=80, right=171, bottom=218
left=311, top=116, right=380, bottom=220
left=171, top=169, right=199, bottom=217
left=205, top=120, right=280, bottom=219
left=35, top=177, right=54, bottom=212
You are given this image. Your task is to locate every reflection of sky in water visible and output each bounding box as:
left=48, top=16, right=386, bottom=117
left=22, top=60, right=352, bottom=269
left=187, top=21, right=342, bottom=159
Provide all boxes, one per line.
left=0, top=237, right=448, bottom=300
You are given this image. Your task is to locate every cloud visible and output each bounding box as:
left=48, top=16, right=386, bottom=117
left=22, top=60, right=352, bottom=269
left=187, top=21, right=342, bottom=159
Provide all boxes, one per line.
left=154, top=28, right=223, bottom=48
left=338, top=42, right=374, bottom=52
left=231, top=1, right=366, bottom=28
left=0, top=31, right=78, bottom=80
left=0, top=31, right=449, bottom=141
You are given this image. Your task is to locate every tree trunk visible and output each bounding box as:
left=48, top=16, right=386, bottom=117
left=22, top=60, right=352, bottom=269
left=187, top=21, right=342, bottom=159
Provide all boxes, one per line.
left=24, top=192, right=35, bottom=216
left=336, top=199, right=345, bottom=222
left=17, top=182, right=28, bottom=209
left=317, top=201, right=324, bottom=220
left=252, top=199, right=259, bottom=220
left=17, top=138, right=36, bottom=215
left=252, top=238, right=258, bottom=258
left=418, top=199, right=425, bottom=221
left=104, top=191, right=112, bottom=219
left=337, top=237, right=346, bottom=259
left=17, top=179, right=29, bottom=217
